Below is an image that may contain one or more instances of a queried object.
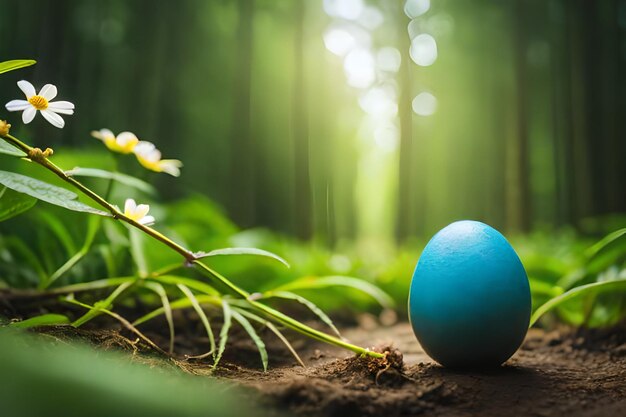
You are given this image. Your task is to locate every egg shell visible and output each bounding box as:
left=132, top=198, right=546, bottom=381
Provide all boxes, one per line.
left=408, top=220, right=531, bottom=368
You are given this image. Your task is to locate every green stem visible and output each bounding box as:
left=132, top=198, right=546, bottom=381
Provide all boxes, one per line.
left=0, top=133, right=383, bottom=359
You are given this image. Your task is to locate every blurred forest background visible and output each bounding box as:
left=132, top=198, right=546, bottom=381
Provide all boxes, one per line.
left=1, top=0, right=625, bottom=247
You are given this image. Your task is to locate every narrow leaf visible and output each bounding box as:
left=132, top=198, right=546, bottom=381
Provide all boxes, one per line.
left=37, top=211, right=77, bottom=255
left=0, top=140, right=26, bottom=157
left=152, top=275, right=218, bottom=296
left=272, top=276, right=394, bottom=308
left=530, top=279, right=626, bottom=326
left=72, top=282, right=134, bottom=327
left=235, top=308, right=305, bottom=367
left=133, top=294, right=221, bottom=326
left=177, top=284, right=216, bottom=354
left=213, top=300, right=233, bottom=368
left=0, top=59, right=36, bottom=75
left=43, top=215, right=102, bottom=289
left=265, top=291, right=341, bottom=337
left=129, top=227, right=149, bottom=277
left=195, top=247, right=290, bottom=268
left=585, top=228, right=626, bottom=262
left=0, top=186, right=37, bottom=222
left=144, top=281, right=175, bottom=354
left=10, top=313, right=70, bottom=329
left=65, top=167, right=156, bottom=195
left=0, top=170, right=109, bottom=216
left=231, top=310, right=268, bottom=371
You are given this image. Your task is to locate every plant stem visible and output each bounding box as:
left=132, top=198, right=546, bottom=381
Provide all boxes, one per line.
left=0, top=133, right=384, bottom=359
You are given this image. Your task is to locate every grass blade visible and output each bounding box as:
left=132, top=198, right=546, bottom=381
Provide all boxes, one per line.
left=37, top=211, right=77, bottom=255
left=235, top=308, right=305, bottom=367
left=214, top=300, right=232, bottom=368
left=153, top=275, right=218, bottom=295
left=129, top=227, right=149, bottom=277
left=177, top=284, right=216, bottom=355
left=195, top=247, right=290, bottom=268
left=264, top=291, right=341, bottom=338
left=585, top=228, right=626, bottom=261
left=72, top=281, right=134, bottom=327
left=65, top=296, right=166, bottom=355
left=43, top=215, right=101, bottom=289
left=0, top=59, right=36, bottom=74
left=133, top=294, right=221, bottom=326
left=10, top=313, right=70, bottom=329
left=530, top=278, right=626, bottom=326
left=271, top=276, right=394, bottom=308
left=231, top=310, right=268, bottom=371
left=65, top=167, right=156, bottom=195
left=144, top=282, right=175, bottom=354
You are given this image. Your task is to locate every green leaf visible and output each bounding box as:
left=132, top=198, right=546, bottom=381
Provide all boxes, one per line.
left=214, top=300, right=232, bottom=368
left=177, top=284, right=216, bottom=355
left=10, top=313, right=70, bottom=329
left=65, top=167, right=156, bottom=195
left=129, top=227, right=149, bottom=277
left=585, top=228, right=626, bottom=262
left=43, top=215, right=102, bottom=289
left=194, top=247, right=290, bottom=268
left=72, top=282, right=134, bottom=327
left=265, top=291, right=341, bottom=337
left=0, top=186, right=37, bottom=222
left=530, top=278, right=626, bottom=326
left=0, top=170, right=109, bottom=216
left=235, top=308, right=305, bottom=367
left=0, top=140, right=26, bottom=157
left=144, top=281, right=175, bottom=354
left=0, top=59, right=36, bottom=75
left=37, top=211, right=77, bottom=255
left=151, top=275, right=218, bottom=296
left=132, top=294, right=221, bottom=326
left=231, top=310, right=268, bottom=371
left=272, top=276, right=395, bottom=308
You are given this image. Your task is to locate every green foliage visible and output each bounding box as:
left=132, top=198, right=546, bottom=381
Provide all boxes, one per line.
left=0, top=187, right=37, bottom=222
left=0, top=329, right=257, bottom=417
left=195, top=247, right=290, bottom=268
left=65, top=167, right=156, bottom=195
left=0, top=170, right=109, bottom=216
left=0, top=140, right=26, bottom=157
left=9, top=313, right=70, bottom=328
left=0, top=59, right=36, bottom=75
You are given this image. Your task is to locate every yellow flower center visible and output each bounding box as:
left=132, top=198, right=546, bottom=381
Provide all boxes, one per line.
left=28, top=95, right=48, bottom=110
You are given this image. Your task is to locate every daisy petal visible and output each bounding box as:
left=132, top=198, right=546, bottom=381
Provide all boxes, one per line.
left=124, top=199, right=137, bottom=213
left=40, top=109, right=65, bottom=128
left=17, top=80, right=35, bottom=98
left=22, top=107, right=37, bottom=124
left=47, top=101, right=75, bottom=114
left=5, top=99, right=30, bottom=112
left=39, top=84, right=58, bottom=100
left=160, top=160, right=183, bottom=177
left=139, top=215, right=155, bottom=226
left=116, top=131, right=139, bottom=146
left=134, top=204, right=150, bottom=218
left=134, top=141, right=156, bottom=155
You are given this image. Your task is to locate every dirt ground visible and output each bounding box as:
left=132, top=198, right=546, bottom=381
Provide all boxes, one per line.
left=6, top=298, right=626, bottom=417
left=209, top=322, right=626, bottom=417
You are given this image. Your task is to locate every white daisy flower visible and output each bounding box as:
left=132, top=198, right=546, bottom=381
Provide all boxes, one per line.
left=5, top=80, right=75, bottom=129
left=91, top=129, right=139, bottom=154
left=123, top=198, right=155, bottom=226
left=133, top=141, right=182, bottom=177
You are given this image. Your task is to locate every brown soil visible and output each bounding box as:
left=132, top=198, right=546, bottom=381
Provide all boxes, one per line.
left=8, top=303, right=626, bottom=417
left=210, top=322, right=626, bottom=417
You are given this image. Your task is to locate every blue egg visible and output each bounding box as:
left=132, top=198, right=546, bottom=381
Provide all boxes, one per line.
left=408, top=220, right=531, bottom=368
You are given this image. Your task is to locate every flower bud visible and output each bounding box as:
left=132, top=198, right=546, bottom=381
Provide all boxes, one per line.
left=0, top=120, right=11, bottom=136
